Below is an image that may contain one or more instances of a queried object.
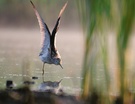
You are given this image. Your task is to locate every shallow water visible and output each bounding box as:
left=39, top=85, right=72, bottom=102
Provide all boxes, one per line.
left=0, top=28, right=84, bottom=94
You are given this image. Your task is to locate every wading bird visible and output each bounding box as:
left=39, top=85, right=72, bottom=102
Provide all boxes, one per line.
left=30, top=1, right=67, bottom=81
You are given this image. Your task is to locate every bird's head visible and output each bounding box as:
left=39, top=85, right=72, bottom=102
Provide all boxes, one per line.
left=53, top=58, right=63, bottom=69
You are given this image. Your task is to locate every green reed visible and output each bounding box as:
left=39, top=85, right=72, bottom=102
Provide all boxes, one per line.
left=77, top=0, right=135, bottom=103
left=117, top=0, right=135, bottom=101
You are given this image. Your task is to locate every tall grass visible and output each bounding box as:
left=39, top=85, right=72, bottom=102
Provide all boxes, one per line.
left=77, top=0, right=135, bottom=103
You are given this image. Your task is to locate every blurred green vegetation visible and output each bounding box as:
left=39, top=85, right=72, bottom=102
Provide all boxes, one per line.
left=0, top=0, right=78, bottom=27
left=77, top=0, right=135, bottom=104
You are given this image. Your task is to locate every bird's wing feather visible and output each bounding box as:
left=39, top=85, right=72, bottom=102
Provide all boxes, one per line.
left=30, top=1, right=51, bottom=52
left=51, top=2, right=68, bottom=51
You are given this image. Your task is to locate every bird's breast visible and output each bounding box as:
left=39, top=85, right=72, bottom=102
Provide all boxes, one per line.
left=39, top=51, right=52, bottom=63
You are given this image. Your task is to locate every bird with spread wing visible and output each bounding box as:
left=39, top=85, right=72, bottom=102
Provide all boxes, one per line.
left=30, top=1, right=67, bottom=81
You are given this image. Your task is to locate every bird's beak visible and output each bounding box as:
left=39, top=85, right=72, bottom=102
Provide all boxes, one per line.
left=59, top=64, right=63, bottom=69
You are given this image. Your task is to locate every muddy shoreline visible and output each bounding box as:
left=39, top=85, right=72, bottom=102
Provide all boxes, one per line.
left=0, top=87, right=84, bottom=104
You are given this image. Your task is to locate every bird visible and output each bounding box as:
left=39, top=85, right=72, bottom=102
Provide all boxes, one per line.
left=30, top=1, right=67, bottom=81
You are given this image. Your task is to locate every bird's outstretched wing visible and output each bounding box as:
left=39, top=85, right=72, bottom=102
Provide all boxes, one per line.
left=51, top=2, right=68, bottom=51
left=30, top=1, right=51, bottom=52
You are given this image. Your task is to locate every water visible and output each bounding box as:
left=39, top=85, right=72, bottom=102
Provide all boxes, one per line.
left=0, top=28, right=84, bottom=94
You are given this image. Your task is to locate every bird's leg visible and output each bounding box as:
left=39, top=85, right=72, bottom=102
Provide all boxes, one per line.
left=42, top=63, right=45, bottom=82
